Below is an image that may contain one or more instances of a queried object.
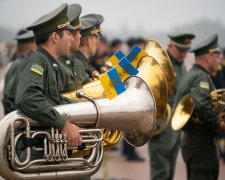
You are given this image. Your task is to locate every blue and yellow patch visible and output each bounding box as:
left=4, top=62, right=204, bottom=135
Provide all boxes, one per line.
left=99, top=68, right=126, bottom=100
left=108, top=50, right=125, bottom=66
left=126, top=45, right=148, bottom=68
left=31, top=63, right=44, bottom=76
left=200, top=81, right=209, bottom=90
left=115, top=57, right=139, bottom=81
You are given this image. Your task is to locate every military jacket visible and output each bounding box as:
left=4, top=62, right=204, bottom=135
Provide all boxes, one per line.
left=167, top=52, right=187, bottom=107
left=2, top=56, right=24, bottom=114
left=68, top=51, right=91, bottom=85
left=175, top=64, right=219, bottom=147
left=15, top=46, right=75, bottom=129
left=58, top=56, right=78, bottom=93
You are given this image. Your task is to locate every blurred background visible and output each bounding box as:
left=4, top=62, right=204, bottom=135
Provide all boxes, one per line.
left=0, top=0, right=225, bottom=179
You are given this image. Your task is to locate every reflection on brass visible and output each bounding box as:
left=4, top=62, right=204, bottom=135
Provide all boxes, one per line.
left=144, top=40, right=175, bottom=96
left=138, top=56, right=168, bottom=118
left=153, top=103, right=171, bottom=136
left=92, top=71, right=100, bottom=78
left=62, top=80, right=106, bottom=101
left=71, top=129, right=122, bottom=157
left=210, top=89, right=225, bottom=122
left=171, top=94, right=194, bottom=130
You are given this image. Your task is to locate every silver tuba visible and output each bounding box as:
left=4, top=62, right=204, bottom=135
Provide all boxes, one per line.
left=0, top=76, right=156, bottom=180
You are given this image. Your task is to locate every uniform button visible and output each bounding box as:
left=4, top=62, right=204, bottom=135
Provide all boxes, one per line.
left=66, top=60, right=71, bottom=65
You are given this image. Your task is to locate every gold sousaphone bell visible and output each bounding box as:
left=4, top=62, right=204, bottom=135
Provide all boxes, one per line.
left=171, top=89, right=225, bottom=131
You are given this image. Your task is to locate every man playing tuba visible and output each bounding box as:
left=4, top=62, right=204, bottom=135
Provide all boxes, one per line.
left=15, top=3, right=82, bottom=160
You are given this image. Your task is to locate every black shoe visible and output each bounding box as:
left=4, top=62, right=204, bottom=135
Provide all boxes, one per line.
left=127, top=155, right=145, bottom=162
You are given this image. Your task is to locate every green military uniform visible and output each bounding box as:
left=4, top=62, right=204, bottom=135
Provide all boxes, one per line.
left=15, top=3, right=76, bottom=158
left=68, top=50, right=92, bottom=84
left=175, top=34, right=221, bottom=180
left=58, top=56, right=80, bottom=92
left=149, top=33, right=195, bottom=180
left=2, top=31, right=34, bottom=114
left=67, top=14, right=100, bottom=85
left=49, top=4, right=90, bottom=180
left=58, top=4, right=82, bottom=92
left=16, top=46, right=75, bottom=128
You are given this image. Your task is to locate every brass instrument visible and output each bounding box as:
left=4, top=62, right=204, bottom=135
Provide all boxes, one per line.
left=153, top=103, right=172, bottom=136
left=0, top=76, right=156, bottom=180
left=171, top=89, right=225, bottom=131
left=171, top=94, right=195, bottom=130
left=143, top=40, right=175, bottom=96
left=63, top=40, right=175, bottom=125
left=210, top=89, right=225, bottom=121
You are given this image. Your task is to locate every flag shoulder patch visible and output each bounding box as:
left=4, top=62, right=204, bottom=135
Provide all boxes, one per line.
left=200, top=81, right=209, bottom=89
left=31, top=63, right=44, bottom=76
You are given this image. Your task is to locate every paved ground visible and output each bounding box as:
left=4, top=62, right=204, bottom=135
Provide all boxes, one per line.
left=91, top=140, right=225, bottom=180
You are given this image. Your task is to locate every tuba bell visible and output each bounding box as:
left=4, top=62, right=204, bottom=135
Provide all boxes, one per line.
left=0, top=76, right=156, bottom=180
left=63, top=40, right=175, bottom=137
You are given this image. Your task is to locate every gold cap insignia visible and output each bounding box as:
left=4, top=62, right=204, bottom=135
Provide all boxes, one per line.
left=184, top=38, right=190, bottom=44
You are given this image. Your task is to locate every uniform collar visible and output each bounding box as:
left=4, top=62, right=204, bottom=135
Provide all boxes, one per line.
left=193, top=64, right=210, bottom=75
left=74, top=50, right=90, bottom=68
left=36, top=46, right=60, bottom=70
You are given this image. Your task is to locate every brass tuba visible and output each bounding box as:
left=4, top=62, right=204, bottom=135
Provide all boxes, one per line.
left=63, top=40, right=175, bottom=137
left=171, top=89, right=225, bottom=131
left=0, top=76, right=156, bottom=180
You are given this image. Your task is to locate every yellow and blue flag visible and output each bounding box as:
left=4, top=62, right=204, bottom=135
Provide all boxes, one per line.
left=108, top=50, right=125, bottom=66
left=99, top=68, right=126, bottom=100
left=126, top=45, right=148, bottom=68
left=115, top=57, right=139, bottom=81
left=200, top=81, right=209, bottom=90
left=30, top=63, right=44, bottom=76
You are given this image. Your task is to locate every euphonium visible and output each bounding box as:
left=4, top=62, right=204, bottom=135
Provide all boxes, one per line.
left=0, top=76, right=156, bottom=180
left=171, top=89, right=225, bottom=131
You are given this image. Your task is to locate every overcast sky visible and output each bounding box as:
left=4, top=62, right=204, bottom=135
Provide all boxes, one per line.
left=0, top=0, right=225, bottom=41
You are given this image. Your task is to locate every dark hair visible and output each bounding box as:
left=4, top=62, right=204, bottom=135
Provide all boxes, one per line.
left=79, top=35, right=91, bottom=47
left=111, top=39, right=122, bottom=48
left=35, top=29, right=64, bottom=45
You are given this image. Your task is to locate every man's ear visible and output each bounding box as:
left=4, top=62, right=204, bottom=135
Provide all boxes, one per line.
left=87, top=36, right=92, bottom=47
left=205, top=53, right=211, bottom=63
left=51, top=32, right=58, bottom=44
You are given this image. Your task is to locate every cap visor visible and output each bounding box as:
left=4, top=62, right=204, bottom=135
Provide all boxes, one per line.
left=93, top=33, right=100, bottom=37
left=175, top=45, right=190, bottom=52
left=64, top=25, right=75, bottom=31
